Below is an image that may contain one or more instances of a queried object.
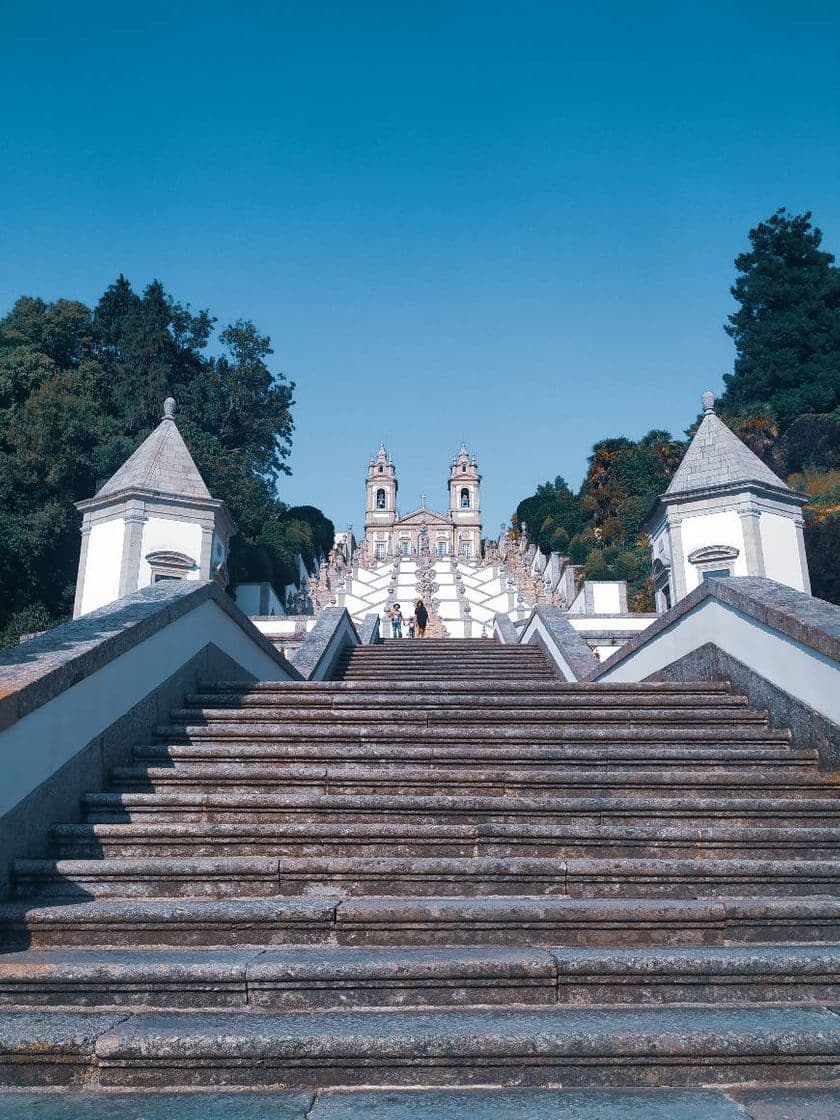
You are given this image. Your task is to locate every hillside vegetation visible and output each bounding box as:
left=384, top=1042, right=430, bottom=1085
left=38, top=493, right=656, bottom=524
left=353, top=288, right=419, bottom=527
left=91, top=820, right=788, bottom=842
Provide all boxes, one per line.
left=0, top=277, right=333, bottom=647
left=513, top=210, right=840, bottom=609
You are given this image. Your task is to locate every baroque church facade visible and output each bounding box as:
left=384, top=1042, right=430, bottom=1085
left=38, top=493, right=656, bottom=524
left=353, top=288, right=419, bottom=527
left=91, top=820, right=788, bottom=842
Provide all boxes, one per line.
left=363, top=443, right=482, bottom=561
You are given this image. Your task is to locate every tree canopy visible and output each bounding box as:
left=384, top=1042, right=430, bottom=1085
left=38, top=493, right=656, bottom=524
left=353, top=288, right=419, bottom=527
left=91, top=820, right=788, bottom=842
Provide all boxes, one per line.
left=511, top=209, right=840, bottom=609
left=0, top=277, right=333, bottom=643
left=720, top=209, right=840, bottom=429
left=512, top=431, right=685, bottom=610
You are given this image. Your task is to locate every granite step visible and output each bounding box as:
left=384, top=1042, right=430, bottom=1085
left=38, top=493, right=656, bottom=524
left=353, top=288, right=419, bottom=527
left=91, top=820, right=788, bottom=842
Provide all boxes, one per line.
left=4, top=1087, right=832, bottom=1119
left=549, top=945, right=840, bottom=1006
left=0, top=898, right=339, bottom=949
left=134, top=741, right=817, bottom=767
left=3, top=896, right=838, bottom=949
left=109, top=762, right=833, bottom=799
left=340, top=654, right=548, bottom=661
left=333, top=896, right=840, bottom=947
left=167, top=706, right=769, bottom=726
left=13, top=857, right=569, bottom=900
left=14, top=856, right=840, bottom=901
left=331, top=673, right=552, bottom=680
left=199, top=679, right=734, bottom=695
left=343, top=648, right=547, bottom=657
left=338, top=672, right=556, bottom=681
left=0, top=947, right=557, bottom=1009
left=2, top=945, right=838, bottom=1010
left=560, top=858, right=840, bottom=898
left=50, top=821, right=840, bottom=860
left=0, top=950, right=258, bottom=1008
left=185, top=691, right=751, bottom=710
left=0, top=1010, right=124, bottom=1087
left=341, top=656, right=549, bottom=665
left=81, top=791, right=840, bottom=827
left=154, top=722, right=791, bottom=745
left=78, top=1006, right=840, bottom=1088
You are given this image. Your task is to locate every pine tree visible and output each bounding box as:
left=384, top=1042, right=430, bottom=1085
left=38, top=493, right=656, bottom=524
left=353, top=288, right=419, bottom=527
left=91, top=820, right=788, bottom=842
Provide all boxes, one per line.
left=720, top=209, right=840, bottom=429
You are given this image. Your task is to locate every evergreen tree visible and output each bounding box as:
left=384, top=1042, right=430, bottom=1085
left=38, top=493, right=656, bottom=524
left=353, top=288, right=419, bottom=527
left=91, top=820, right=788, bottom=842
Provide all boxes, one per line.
left=720, top=209, right=840, bottom=428
left=0, top=278, right=327, bottom=641
left=515, top=477, right=583, bottom=550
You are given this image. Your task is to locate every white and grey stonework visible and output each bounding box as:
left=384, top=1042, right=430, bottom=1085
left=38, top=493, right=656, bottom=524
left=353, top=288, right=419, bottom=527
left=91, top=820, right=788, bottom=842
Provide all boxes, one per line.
left=73, top=399, right=235, bottom=619
left=1, top=613, right=840, bottom=1098
left=363, top=443, right=482, bottom=561
left=647, top=392, right=811, bottom=614
left=5, top=363, right=840, bottom=1107
left=293, top=444, right=652, bottom=653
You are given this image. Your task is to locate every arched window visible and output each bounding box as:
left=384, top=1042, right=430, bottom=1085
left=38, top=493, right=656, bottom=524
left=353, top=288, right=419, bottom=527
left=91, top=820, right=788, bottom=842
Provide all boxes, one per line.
left=460, top=487, right=470, bottom=508
left=376, top=488, right=386, bottom=510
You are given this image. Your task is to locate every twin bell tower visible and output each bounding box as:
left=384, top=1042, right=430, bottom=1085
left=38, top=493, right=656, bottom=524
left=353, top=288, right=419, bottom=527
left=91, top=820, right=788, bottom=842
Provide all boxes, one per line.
left=364, top=443, right=482, bottom=561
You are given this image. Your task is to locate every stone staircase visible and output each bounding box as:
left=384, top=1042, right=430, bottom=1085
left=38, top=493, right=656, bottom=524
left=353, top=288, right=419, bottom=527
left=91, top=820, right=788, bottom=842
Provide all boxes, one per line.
left=1, top=639, right=839, bottom=1092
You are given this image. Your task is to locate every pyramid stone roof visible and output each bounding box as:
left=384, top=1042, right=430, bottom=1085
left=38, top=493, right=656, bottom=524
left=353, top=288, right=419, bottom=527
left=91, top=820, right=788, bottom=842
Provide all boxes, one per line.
left=96, top=398, right=211, bottom=501
left=666, top=393, right=789, bottom=498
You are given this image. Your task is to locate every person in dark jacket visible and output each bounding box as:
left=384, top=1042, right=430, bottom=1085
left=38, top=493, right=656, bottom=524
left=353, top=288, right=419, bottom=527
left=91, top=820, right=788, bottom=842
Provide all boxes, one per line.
left=414, top=599, right=429, bottom=638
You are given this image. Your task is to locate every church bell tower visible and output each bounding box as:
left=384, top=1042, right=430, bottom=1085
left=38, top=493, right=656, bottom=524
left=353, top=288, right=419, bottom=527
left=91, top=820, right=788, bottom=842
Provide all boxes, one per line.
left=364, top=443, right=398, bottom=560
left=449, top=445, right=482, bottom=559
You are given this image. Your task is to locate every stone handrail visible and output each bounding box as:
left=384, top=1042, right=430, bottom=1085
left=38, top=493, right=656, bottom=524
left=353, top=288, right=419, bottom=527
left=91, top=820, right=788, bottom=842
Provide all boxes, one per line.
left=359, top=613, right=382, bottom=645
left=493, top=612, right=519, bottom=645
left=594, top=577, right=840, bottom=769
left=0, top=580, right=297, bottom=734
left=292, top=607, right=361, bottom=681
left=518, top=605, right=600, bottom=682
left=0, top=580, right=298, bottom=896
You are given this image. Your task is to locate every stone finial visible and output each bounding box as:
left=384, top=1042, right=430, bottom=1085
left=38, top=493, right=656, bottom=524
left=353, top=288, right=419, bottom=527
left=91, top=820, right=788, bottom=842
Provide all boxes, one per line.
left=702, top=390, right=715, bottom=415
left=163, top=397, right=176, bottom=420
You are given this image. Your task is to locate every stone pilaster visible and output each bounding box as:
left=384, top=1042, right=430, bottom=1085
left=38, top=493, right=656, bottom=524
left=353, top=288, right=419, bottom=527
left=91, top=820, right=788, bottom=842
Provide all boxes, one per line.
left=72, top=522, right=92, bottom=619
left=669, top=518, right=689, bottom=601
left=199, top=523, right=215, bottom=582
left=794, top=516, right=812, bottom=594
left=118, top=505, right=147, bottom=598
left=739, top=506, right=766, bottom=578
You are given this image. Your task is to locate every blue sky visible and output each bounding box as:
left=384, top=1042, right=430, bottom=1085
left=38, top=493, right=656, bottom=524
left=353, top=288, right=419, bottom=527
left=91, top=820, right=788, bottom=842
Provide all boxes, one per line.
left=3, top=1, right=840, bottom=535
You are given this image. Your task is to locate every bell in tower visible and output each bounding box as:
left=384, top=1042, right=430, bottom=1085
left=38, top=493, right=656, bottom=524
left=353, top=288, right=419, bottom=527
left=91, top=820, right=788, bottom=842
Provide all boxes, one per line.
left=449, top=445, right=482, bottom=559
left=364, top=443, right=398, bottom=561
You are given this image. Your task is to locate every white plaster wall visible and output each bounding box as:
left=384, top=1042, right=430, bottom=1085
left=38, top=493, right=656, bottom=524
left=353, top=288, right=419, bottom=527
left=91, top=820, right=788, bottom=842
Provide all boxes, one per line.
left=235, top=585, right=262, bottom=615
left=680, top=510, right=746, bottom=592
left=484, top=592, right=510, bottom=612
left=568, top=588, right=587, bottom=615
left=597, top=598, right=840, bottom=728
left=761, top=512, right=806, bottom=590
left=592, top=583, right=622, bottom=613
left=253, top=617, right=316, bottom=640
left=344, top=593, right=377, bottom=616
left=235, top=583, right=285, bottom=617
left=569, top=616, right=653, bottom=634
left=80, top=518, right=126, bottom=615
left=469, top=604, right=495, bottom=624
left=138, top=517, right=203, bottom=587
left=0, top=599, right=292, bottom=821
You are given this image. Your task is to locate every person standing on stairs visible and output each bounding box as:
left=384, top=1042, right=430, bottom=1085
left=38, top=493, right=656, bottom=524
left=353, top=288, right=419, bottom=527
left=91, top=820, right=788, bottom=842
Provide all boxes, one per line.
left=414, top=599, right=428, bottom=637
left=391, top=603, right=403, bottom=638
